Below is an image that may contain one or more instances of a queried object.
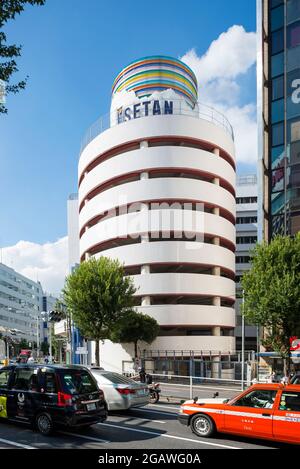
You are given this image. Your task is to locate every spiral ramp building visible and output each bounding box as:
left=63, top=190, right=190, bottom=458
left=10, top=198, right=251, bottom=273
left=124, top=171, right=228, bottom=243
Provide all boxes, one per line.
left=78, top=56, right=236, bottom=371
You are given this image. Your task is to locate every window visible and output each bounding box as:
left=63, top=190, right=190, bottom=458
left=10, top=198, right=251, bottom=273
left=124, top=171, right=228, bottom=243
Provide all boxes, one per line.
left=44, top=373, right=57, bottom=393
left=236, top=256, right=251, bottom=264
left=272, top=122, right=285, bottom=146
left=58, top=370, right=98, bottom=395
left=287, top=21, right=300, bottom=48
left=271, top=0, right=283, bottom=8
left=271, top=5, right=284, bottom=32
left=11, top=368, right=37, bottom=391
left=272, top=75, right=284, bottom=100
left=272, top=29, right=284, bottom=54
left=272, top=98, right=285, bottom=123
left=236, top=196, right=257, bottom=204
left=287, top=0, right=300, bottom=24
left=272, top=145, right=285, bottom=166
left=236, top=216, right=257, bottom=224
left=0, top=370, right=10, bottom=388
left=233, top=390, right=277, bottom=408
left=272, top=52, right=284, bottom=78
left=279, top=392, right=300, bottom=411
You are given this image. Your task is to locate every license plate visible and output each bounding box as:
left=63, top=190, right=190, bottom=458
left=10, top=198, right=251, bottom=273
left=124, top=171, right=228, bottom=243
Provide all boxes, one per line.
left=137, top=389, right=146, bottom=395
left=86, top=402, right=96, bottom=411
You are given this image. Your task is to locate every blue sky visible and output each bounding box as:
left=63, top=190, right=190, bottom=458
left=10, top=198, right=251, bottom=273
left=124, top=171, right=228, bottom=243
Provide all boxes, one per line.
left=0, top=0, right=256, bottom=247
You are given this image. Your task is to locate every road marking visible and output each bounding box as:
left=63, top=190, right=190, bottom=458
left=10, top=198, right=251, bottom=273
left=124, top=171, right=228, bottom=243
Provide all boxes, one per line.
left=132, top=408, right=176, bottom=417
left=0, top=437, right=37, bottom=449
left=59, top=431, right=110, bottom=444
left=114, top=414, right=166, bottom=424
left=98, top=422, right=240, bottom=449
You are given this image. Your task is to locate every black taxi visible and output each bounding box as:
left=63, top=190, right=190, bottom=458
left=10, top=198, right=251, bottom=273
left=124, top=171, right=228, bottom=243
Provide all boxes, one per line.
left=0, top=364, right=107, bottom=435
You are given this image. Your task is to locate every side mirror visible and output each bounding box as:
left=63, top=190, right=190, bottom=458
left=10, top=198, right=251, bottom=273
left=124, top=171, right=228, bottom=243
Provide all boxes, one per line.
left=213, top=392, right=219, bottom=398
left=193, top=396, right=198, bottom=403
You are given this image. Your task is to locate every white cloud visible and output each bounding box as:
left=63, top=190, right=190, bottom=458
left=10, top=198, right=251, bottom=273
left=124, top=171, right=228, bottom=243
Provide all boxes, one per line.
left=180, top=25, right=257, bottom=164
left=2, top=237, right=68, bottom=297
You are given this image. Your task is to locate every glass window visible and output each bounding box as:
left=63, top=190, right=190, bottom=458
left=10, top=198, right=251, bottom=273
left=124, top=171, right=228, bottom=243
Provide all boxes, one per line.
left=288, top=118, right=300, bottom=141
left=272, top=121, right=285, bottom=146
left=272, top=75, right=284, bottom=100
left=288, top=21, right=300, bottom=48
left=288, top=0, right=300, bottom=24
left=11, top=368, right=37, bottom=391
left=272, top=29, right=284, bottom=54
left=93, top=371, right=137, bottom=385
left=271, top=0, right=283, bottom=7
left=272, top=98, right=285, bottom=123
left=272, top=166, right=285, bottom=193
left=287, top=45, right=300, bottom=72
left=233, top=390, right=277, bottom=408
left=272, top=145, right=285, bottom=165
left=271, top=5, right=284, bottom=31
left=279, top=392, right=300, bottom=411
left=0, top=370, right=10, bottom=388
left=287, top=95, right=300, bottom=120
left=58, top=370, right=98, bottom=395
left=45, top=373, right=57, bottom=393
left=287, top=68, right=300, bottom=96
left=272, top=52, right=284, bottom=77
left=291, top=140, right=300, bottom=162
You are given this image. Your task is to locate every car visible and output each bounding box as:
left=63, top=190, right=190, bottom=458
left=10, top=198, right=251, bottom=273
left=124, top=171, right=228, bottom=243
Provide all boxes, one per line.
left=178, top=383, right=300, bottom=445
left=89, top=369, right=149, bottom=411
left=0, top=364, right=107, bottom=435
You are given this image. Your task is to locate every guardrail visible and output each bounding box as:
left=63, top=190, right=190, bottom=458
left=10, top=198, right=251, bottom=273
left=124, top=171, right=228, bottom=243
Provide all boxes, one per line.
left=79, top=99, right=234, bottom=155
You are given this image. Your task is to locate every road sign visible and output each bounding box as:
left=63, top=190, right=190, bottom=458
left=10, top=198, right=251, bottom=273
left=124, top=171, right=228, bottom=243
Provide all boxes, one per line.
left=75, top=347, right=88, bottom=355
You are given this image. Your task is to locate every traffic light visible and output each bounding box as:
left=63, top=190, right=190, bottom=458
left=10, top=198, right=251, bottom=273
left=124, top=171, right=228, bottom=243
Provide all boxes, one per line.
left=49, top=311, right=63, bottom=322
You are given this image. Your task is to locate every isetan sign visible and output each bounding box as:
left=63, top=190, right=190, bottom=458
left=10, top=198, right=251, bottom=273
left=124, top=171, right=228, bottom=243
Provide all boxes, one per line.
left=117, top=100, right=173, bottom=124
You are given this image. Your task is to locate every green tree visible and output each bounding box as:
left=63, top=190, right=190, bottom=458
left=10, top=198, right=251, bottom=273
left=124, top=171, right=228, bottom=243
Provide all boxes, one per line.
left=242, top=234, right=300, bottom=375
left=0, top=0, right=46, bottom=113
left=63, top=257, right=136, bottom=366
left=110, top=311, right=160, bottom=360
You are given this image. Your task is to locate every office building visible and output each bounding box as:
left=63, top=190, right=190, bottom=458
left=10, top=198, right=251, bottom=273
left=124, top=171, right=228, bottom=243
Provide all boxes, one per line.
left=235, top=174, right=258, bottom=351
left=258, top=0, right=300, bottom=240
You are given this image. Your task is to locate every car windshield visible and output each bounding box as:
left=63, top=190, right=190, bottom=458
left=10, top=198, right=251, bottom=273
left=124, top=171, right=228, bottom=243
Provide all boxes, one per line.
left=58, top=369, right=98, bottom=395
left=93, top=371, right=137, bottom=385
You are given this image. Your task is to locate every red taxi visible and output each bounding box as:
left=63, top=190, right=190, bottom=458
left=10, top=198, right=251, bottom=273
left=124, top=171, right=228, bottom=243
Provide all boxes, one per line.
left=178, top=384, right=300, bottom=444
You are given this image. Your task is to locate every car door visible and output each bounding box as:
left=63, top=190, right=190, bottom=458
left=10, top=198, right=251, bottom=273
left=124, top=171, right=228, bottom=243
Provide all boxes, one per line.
left=9, top=367, right=38, bottom=422
left=272, top=389, right=300, bottom=444
left=0, top=368, right=12, bottom=419
left=224, top=388, right=276, bottom=439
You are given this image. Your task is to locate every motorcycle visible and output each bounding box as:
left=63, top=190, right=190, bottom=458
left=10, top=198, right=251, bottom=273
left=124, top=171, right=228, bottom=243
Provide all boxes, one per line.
left=148, top=383, right=161, bottom=404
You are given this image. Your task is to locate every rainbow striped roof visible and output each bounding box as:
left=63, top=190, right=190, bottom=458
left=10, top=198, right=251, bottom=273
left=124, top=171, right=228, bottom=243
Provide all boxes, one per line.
left=112, top=55, right=198, bottom=105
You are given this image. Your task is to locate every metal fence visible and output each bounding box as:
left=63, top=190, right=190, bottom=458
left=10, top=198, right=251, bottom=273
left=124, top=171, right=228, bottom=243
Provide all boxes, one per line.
left=79, top=99, right=234, bottom=155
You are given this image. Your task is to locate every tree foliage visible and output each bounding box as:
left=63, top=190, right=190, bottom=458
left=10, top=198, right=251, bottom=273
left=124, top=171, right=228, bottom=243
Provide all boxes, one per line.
left=63, top=257, right=137, bottom=365
left=110, top=311, right=160, bottom=359
left=242, top=234, right=300, bottom=373
left=0, top=0, right=46, bottom=113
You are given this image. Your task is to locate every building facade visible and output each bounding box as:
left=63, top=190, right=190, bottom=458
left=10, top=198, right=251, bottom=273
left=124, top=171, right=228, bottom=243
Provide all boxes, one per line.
left=0, top=263, right=43, bottom=342
left=78, top=56, right=236, bottom=371
left=235, top=175, right=258, bottom=351
left=258, top=0, right=300, bottom=240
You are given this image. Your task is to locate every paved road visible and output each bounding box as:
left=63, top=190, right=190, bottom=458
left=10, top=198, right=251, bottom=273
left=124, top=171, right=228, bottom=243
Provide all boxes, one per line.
left=0, top=402, right=293, bottom=450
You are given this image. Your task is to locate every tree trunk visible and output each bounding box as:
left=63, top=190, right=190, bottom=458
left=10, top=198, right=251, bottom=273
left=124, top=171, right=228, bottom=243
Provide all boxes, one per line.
left=95, top=340, right=100, bottom=366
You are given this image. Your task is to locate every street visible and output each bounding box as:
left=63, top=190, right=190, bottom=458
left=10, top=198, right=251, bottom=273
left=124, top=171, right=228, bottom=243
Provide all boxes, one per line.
left=0, top=401, right=293, bottom=450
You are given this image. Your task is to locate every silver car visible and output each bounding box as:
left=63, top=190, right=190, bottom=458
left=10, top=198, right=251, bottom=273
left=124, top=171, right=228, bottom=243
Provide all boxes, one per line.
left=90, top=369, right=149, bottom=411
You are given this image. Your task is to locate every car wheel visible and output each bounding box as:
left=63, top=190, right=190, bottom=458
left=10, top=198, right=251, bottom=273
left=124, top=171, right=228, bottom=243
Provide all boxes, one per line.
left=190, top=413, right=215, bottom=438
left=36, top=412, right=54, bottom=436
